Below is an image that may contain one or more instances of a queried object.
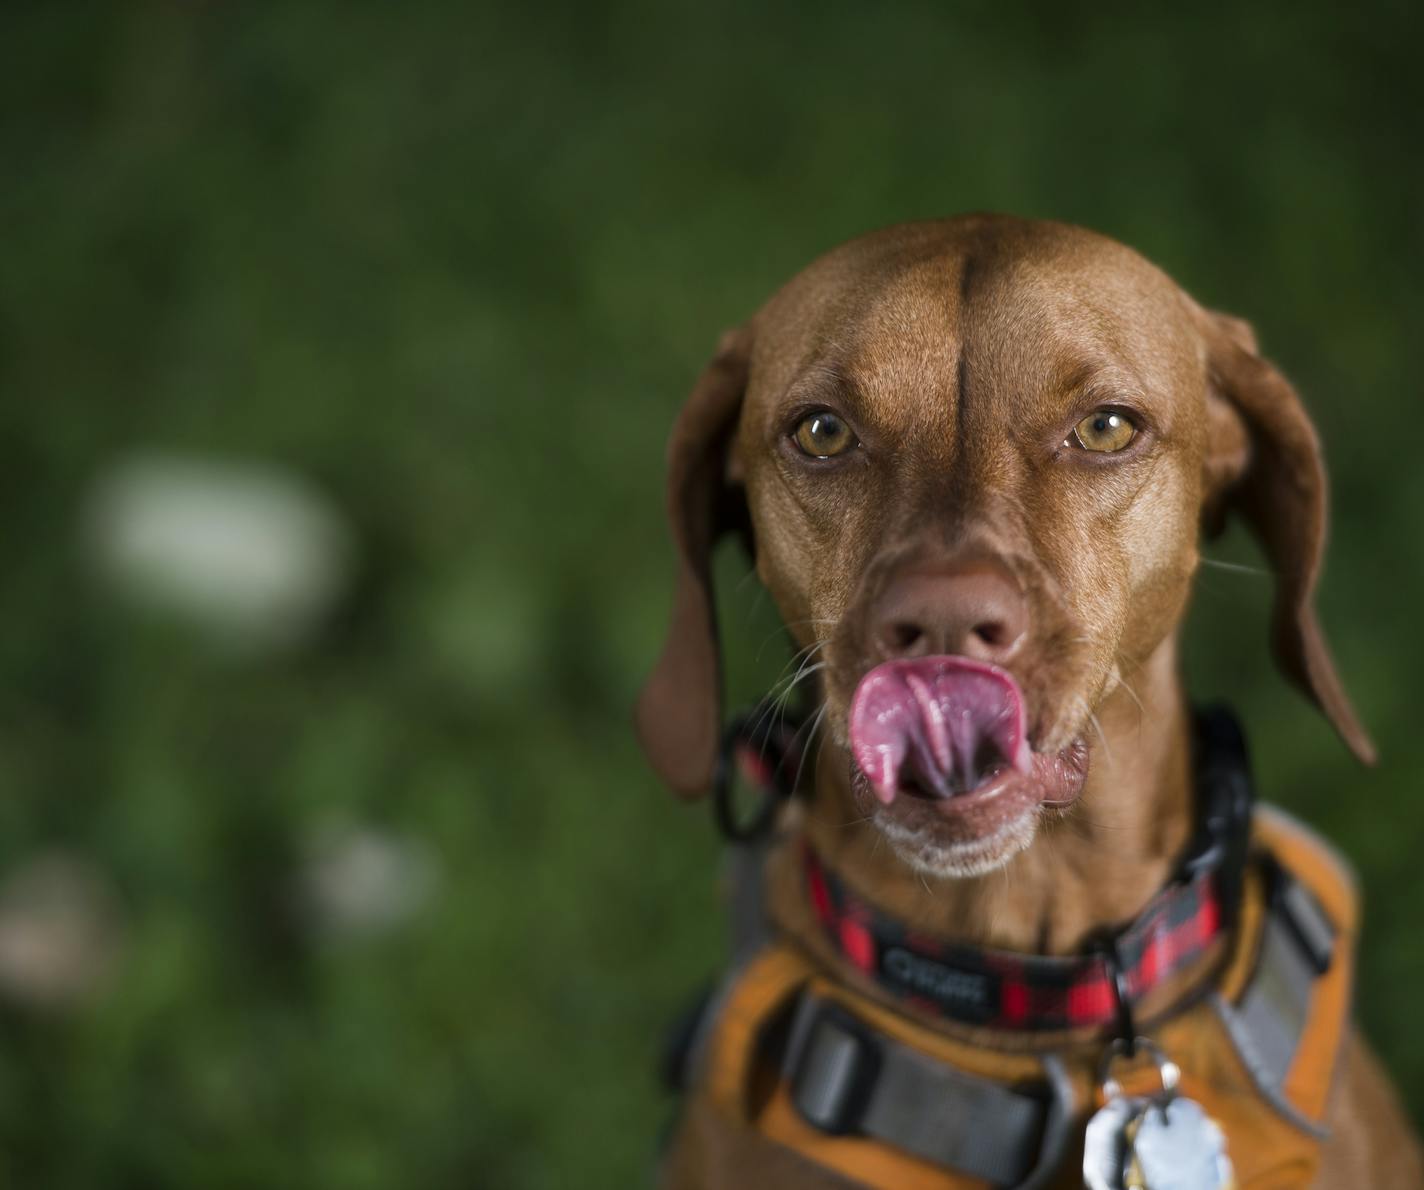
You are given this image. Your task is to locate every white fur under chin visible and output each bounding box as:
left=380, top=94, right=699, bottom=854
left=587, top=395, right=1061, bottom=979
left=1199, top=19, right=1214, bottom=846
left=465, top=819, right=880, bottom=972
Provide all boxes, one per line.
left=874, top=807, right=1040, bottom=879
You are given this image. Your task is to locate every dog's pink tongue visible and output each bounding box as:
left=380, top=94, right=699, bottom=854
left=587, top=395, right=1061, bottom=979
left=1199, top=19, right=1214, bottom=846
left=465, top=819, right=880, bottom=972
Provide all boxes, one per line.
left=849, top=656, right=1032, bottom=805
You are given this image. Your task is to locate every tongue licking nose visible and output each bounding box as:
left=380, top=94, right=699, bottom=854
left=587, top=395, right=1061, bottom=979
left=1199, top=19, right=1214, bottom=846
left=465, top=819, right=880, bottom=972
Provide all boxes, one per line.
left=849, top=656, right=1032, bottom=804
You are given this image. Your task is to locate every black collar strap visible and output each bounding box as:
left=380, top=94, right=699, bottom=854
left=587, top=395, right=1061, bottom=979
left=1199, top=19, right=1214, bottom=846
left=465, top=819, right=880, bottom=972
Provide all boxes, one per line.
left=804, top=706, right=1255, bottom=1035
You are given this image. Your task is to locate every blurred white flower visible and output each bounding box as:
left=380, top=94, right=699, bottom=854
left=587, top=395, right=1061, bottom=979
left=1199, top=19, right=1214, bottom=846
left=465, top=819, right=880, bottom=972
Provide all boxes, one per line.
left=85, top=453, right=355, bottom=653
left=0, top=853, right=122, bottom=1009
left=299, top=822, right=438, bottom=943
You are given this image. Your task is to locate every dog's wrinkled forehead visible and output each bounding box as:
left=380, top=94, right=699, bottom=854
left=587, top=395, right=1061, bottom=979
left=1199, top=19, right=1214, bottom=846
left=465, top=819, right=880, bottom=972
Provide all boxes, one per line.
left=746, top=219, right=1202, bottom=441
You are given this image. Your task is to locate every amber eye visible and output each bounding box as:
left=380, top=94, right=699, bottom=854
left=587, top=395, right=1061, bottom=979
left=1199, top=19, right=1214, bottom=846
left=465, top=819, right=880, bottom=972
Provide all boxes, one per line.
left=792, top=411, right=856, bottom=458
left=1071, top=409, right=1137, bottom=453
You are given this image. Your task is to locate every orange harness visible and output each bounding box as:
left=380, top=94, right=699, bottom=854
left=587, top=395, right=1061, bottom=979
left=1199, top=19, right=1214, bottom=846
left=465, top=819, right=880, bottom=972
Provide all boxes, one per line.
left=687, top=806, right=1354, bottom=1189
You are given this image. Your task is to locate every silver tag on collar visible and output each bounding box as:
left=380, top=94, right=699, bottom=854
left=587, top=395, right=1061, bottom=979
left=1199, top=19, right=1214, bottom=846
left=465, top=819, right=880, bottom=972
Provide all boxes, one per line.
left=1083, top=1038, right=1235, bottom=1190
left=1123, top=1096, right=1234, bottom=1190
left=1084, top=1093, right=1152, bottom=1190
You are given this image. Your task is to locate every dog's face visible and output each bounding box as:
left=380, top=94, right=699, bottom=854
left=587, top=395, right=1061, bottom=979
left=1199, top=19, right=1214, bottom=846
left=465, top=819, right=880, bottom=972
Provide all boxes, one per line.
left=737, top=222, right=1207, bottom=873
left=638, top=216, right=1371, bottom=877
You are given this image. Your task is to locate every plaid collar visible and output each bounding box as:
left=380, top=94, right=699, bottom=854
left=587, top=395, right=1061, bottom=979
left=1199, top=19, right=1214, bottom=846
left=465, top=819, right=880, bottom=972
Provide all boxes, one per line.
left=803, top=844, right=1223, bottom=1032
left=800, top=706, right=1254, bottom=1033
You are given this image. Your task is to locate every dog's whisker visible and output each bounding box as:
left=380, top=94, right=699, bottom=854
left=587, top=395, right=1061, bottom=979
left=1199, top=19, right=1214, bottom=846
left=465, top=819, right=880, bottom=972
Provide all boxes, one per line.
left=1199, top=556, right=1267, bottom=577
left=1089, top=714, right=1112, bottom=762
left=752, top=642, right=826, bottom=716
left=1116, top=673, right=1146, bottom=718
left=784, top=635, right=826, bottom=668
left=797, top=702, right=830, bottom=785
left=760, top=665, right=826, bottom=738
left=1068, top=796, right=1190, bottom=836
left=1076, top=697, right=1114, bottom=765
left=748, top=657, right=828, bottom=771
left=1107, top=663, right=1147, bottom=743
left=774, top=688, right=820, bottom=780
left=1066, top=807, right=1135, bottom=834
left=772, top=647, right=828, bottom=706
left=765, top=661, right=825, bottom=710
left=786, top=649, right=827, bottom=689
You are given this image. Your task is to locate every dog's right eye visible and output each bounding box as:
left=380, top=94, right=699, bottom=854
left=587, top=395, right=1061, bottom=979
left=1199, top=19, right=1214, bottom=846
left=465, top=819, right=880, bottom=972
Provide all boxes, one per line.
left=792, top=411, right=857, bottom=459
left=1070, top=408, right=1138, bottom=453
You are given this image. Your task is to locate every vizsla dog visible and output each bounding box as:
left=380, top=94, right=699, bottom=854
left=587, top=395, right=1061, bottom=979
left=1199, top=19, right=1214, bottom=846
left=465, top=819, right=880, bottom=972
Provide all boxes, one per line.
left=639, top=217, right=1421, bottom=1188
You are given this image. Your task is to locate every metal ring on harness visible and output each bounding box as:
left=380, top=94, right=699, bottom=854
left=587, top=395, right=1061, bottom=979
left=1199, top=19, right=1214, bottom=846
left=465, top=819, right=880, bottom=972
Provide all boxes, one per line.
left=712, top=706, right=804, bottom=842
left=1097, top=1035, right=1181, bottom=1101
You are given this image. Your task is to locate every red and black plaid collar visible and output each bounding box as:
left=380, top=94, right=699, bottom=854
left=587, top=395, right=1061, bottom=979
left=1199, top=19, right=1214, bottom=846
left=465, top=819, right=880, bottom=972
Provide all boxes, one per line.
left=803, top=845, right=1225, bottom=1032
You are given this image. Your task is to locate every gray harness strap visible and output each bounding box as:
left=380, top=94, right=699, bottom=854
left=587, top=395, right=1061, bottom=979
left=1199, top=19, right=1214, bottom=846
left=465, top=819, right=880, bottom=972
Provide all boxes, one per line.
left=1211, top=859, right=1339, bottom=1136
left=677, top=839, right=779, bottom=1093
left=781, top=993, right=1074, bottom=1189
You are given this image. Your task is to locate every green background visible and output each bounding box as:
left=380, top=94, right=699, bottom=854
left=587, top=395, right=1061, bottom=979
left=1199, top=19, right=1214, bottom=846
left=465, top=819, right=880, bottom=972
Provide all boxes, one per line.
left=2, top=1, right=1420, bottom=1185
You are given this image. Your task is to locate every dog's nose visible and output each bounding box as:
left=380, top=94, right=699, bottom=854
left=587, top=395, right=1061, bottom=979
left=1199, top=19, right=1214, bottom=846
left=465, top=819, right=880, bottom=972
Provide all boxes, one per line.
left=870, top=565, right=1029, bottom=664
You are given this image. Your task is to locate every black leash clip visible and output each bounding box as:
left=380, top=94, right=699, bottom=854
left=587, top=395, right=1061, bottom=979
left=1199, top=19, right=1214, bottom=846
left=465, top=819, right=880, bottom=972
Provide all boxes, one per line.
left=1096, top=934, right=1138, bottom=1056
left=712, top=703, right=806, bottom=842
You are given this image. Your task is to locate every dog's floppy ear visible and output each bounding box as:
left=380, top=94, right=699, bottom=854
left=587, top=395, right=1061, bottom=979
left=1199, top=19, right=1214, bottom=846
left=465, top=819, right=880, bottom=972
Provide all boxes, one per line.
left=635, top=325, right=753, bottom=797
left=1198, top=306, right=1376, bottom=764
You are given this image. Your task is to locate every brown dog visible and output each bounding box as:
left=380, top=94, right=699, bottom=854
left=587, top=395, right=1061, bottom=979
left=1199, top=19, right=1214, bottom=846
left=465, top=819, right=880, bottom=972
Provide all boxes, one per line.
left=640, top=216, right=1421, bottom=1188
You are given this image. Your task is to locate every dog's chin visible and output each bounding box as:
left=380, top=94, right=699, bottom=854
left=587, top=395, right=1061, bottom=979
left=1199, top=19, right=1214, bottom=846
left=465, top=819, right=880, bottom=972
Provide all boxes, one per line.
left=873, top=803, right=1041, bottom=878
left=847, top=740, right=1091, bottom=880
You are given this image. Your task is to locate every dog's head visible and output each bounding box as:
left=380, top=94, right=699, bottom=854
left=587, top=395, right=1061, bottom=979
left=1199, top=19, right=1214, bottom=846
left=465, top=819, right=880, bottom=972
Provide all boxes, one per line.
left=637, top=216, right=1372, bottom=877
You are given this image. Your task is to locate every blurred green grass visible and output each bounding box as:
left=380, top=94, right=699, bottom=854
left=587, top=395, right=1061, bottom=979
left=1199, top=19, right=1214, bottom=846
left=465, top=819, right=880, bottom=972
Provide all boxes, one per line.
left=0, top=0, right=1420, bottom=1184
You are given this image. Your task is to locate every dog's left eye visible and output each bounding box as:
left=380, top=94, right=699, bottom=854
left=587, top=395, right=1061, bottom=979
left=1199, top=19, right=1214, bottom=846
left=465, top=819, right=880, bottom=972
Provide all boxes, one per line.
left=1070, top=409, right=1137, bottom=453
left=792, top=411, right=857, bottom=459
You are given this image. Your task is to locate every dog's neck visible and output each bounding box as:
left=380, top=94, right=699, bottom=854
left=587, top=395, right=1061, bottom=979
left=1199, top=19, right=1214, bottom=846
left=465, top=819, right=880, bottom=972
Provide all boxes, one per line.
left=799, top=636, right=1194, bottom=957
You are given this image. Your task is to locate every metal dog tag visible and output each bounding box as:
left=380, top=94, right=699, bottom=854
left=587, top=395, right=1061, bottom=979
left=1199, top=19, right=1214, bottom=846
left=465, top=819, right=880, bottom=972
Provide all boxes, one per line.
left=1083, top=1038, right=1235, bottom=1190
left=1084, top=1092, right=1152, bottom=1190
left=1122, top=1096, right=1234, bottom=1190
